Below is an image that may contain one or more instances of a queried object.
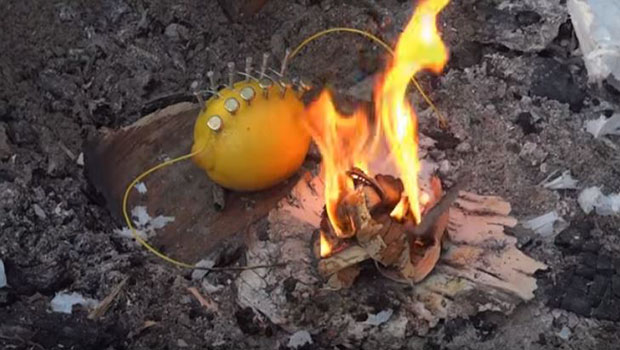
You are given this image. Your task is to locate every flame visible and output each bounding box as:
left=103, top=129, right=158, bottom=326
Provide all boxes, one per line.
left=304, top=91, right=374, bottom=235
left=305, top=0, right=450, bottom=234
left=319, top=232, right=332, bottom=258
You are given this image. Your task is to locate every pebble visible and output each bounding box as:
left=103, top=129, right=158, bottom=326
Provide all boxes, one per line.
left=177, top=339, right=189, bottom=348
left=455, top=142, right=471, bottom=153
left=191, top=259, right=215, bottom=281
left=33, top=204, right=47, bottom=219
left=165, top=23, right=189, bottom=42
left=519, top=141, right=547, bottom=166
left=438, top=160, right=451, bottom=176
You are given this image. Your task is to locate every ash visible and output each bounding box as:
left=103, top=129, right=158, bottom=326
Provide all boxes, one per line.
left=0, top=0, right=619, bottom=349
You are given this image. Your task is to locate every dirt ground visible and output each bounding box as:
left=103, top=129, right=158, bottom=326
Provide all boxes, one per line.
left=1, top=0, right=619, bottom=349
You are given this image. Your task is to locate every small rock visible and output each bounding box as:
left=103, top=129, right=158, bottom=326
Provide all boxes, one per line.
left=177, top=339, right=189, bottom=348
left=519, top=141, right=547, bottom=166
left=165, top=23, right=189, bottom=42
left=38, top=70, right=79, bottom=100
left=384, top=315, right=408, bottom=339
left=33, top=204, right=47, bottom=219
left=202, top=280, right=225, bottom=294
left=57, top=4, right=76, bottom=21
left=567, top=313, right=580, bottom=329
left=438, top=160, right=451, bottom=176
left=191, top=259, right=215, bottom=281
left=0, top=183, right=20, bottom=210
left=288, top=330, right=313, bottom=349
left=455, top=142, right=471, bottom=153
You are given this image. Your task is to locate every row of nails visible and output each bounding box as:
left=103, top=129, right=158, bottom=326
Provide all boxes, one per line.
left=193, top=49, right=311, bottom=105
left=195, top=50, right=312, bottom=132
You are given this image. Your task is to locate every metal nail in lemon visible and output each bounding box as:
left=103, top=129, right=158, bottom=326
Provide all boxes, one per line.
left=191, top=52, right=311, bottom=191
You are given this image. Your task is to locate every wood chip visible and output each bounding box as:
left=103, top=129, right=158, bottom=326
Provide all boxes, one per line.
left=88, top=277, right=129, bottom=320
left=187, top=287, right=218, bottom=313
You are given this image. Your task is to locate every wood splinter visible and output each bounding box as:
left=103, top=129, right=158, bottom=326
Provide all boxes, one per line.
left=317, top=170, right=468, bottom=286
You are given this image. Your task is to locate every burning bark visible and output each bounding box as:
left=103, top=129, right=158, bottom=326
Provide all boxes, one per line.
left=316, top=167, right=459, bottom=286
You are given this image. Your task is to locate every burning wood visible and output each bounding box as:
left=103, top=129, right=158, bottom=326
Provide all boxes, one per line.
left=302, top=0, right=457, bottom=286
left=316, top=168, right=459, bottom=286
left=236, top=168, right=547, bottom=337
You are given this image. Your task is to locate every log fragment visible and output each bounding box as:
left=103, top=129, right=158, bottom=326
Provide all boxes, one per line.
left=84, top=102, right=299, bottom=262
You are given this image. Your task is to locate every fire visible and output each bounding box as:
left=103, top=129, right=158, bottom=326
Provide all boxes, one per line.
left=305, top=0, right=450, bottom=234
left=319, top=232, right=332, bottom=258
left=304, top=91, right=375, bottom=236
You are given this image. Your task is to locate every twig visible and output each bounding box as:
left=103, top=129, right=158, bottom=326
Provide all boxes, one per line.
left=58, top=141, right=76, bottom=161
left=191, top=262, right=286, bottom=271
left=88, top=277, right=129, bottom=320
left=187, top=287, right=218, bottom=312
left=407, top=175, right=469, bottom=238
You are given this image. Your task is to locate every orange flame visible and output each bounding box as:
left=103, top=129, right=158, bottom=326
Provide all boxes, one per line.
left=319, top=232, right=332, bottom=258
left=304, top=91, right=374, bottom=235
left=375, top=0, right=449, bottom=223
left=305, top=0, right=450, bottom=234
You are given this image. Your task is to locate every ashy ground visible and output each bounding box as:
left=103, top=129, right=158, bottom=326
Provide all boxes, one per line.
left=0, top=0, right=619, bottom=349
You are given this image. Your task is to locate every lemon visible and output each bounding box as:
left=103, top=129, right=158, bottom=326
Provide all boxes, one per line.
left=191, top=81, right=311, bottom=191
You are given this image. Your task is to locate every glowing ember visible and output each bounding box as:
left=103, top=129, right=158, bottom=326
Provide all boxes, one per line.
left=305, top=0, right=450, bottom=234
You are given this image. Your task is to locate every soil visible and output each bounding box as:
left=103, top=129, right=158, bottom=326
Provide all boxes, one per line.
left=0, top=0, right=619, bottom=349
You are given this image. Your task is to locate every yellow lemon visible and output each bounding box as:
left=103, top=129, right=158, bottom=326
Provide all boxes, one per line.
left=191, top=80, right=311, bottom=191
